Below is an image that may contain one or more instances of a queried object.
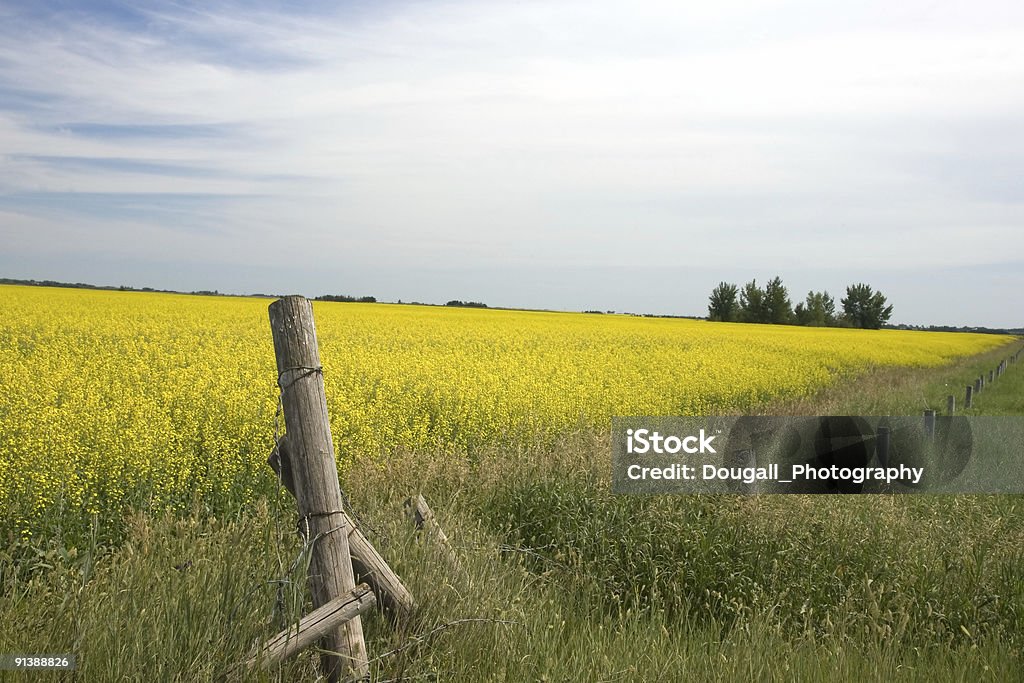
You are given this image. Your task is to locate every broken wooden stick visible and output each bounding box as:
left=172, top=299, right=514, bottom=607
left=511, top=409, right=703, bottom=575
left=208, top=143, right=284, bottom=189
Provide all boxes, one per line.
left=404, top=494, right=462, bottom=574
left=245, top=584, right=376, bottom=672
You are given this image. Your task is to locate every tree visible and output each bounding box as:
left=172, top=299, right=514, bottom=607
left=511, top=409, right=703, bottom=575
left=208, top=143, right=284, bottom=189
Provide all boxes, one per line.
left=739, top=279, right=767, bottom=323
left=797, top=290, right=836, bottom=327
left=794, top=301, right=810, bottom=325
left=763, top=276, right=794, bottom=324
left=841, top=283, right=893, bottom=329
left=707, top=282, right=740, bottom=322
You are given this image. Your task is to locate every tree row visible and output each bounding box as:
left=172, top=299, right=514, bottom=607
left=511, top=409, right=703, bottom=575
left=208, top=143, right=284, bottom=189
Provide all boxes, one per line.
left=707, top=278, right=893, bottom=329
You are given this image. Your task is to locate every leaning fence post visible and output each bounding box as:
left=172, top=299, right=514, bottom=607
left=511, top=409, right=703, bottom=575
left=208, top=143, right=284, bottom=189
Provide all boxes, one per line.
left=405, top=494, right=464, bottom=574
left=269, top=296, right=369, bottom=682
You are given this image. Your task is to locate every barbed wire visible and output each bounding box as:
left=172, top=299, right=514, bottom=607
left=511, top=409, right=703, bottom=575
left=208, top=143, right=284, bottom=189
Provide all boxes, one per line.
left=277, top=365, right=322, bottom=391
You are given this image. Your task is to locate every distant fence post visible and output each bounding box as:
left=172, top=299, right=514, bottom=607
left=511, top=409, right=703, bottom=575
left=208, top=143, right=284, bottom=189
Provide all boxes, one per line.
left=269, top=296, right=368, bottom=682
left=989, top=369, right=995, bottom=383
left=965, top=384, right=973, bottom=409
left=946, top=395, right=955, bottom=416
left=725, top=449, right=757, bottom=493
left=923, top=410, right=936, bottom=440
left=876, top=426, right=890, bottom=466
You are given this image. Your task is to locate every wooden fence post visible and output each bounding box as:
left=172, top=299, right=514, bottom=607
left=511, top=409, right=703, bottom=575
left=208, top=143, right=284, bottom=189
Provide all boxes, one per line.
left=989, top=369, right=995, bottom=383
left=965, top=384, right=973, bottom=409
left=946, top=394, right=955, bottom=416
left=269, top=296, right=368, bottom=682
left=876, top=426, right=890, bottom=466
left=923, top=410, right=936, bottom=440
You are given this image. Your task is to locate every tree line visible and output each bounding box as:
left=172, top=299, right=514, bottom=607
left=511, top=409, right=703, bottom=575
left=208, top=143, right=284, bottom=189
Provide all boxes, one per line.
left=707, top=277, right=893, bottom=329
left=315, top=294, right=378, bottom=303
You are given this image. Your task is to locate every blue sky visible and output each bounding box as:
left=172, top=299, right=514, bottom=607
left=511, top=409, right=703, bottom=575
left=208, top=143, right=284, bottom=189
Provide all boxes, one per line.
left=1, top=0, right=1022, bottom=326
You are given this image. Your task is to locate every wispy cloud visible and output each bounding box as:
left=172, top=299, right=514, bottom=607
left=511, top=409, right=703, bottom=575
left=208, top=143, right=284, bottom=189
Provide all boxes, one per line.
left=1, top=0, right=1022, bottom=323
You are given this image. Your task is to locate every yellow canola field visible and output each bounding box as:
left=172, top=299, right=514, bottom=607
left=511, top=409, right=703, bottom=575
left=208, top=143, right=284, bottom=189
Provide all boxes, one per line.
left=0, top=286, right=1010, bottom=530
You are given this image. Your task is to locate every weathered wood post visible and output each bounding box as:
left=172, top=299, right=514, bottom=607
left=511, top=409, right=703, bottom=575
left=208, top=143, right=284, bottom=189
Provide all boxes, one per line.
left=269, top=296, right=369, bottom=682
left=245, top=585, right=376, bottom=672
left=923, top=410, right=936, bottom=440
left=946, top=394, right=955, bottom=416
left=979, top=375, right=985, bottom=392
left=965, top=384, right=973, bottom=409
left=989, top=369, right=995, bottom=383
left=405, top=494, right=463, bottom=572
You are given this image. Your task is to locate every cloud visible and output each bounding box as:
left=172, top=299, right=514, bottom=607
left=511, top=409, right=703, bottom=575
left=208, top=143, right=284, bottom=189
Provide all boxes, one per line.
left=0, top=0, right=1022, bottom=324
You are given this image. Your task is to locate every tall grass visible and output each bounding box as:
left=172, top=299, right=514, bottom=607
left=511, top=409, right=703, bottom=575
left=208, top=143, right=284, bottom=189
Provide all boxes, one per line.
left=2, top=342, right=1023, bottom=680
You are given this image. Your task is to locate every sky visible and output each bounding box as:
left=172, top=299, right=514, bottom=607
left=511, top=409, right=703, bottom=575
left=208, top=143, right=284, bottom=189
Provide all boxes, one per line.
left=1, top=0, right=1022, bottom=326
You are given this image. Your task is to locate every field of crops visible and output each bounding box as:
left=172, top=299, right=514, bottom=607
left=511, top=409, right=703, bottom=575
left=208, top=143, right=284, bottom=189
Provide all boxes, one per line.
left=0, top=285, right=1012, bottom=539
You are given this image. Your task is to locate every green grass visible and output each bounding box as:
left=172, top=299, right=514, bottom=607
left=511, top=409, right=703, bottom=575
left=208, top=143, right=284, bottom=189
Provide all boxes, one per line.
left=773, top=339, right=1024, bottom=416
left=2, top=340, right=1023, bottom=681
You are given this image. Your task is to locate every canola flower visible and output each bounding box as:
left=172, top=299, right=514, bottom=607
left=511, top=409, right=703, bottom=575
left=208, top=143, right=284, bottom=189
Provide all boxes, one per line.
left=0, top=285, right=1011, bottom=536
